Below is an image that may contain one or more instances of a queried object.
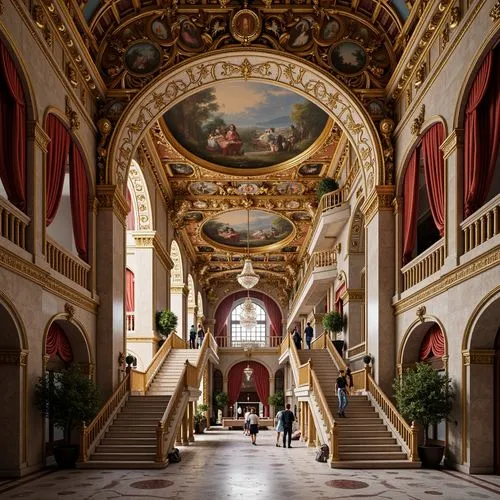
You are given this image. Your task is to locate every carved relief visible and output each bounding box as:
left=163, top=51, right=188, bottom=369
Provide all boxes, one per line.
left=379, top=118, right=395, bottom=185
left=65, top=96, right=80, bottom=130
left=128, top=160, right=153, bottom=231
left=411, top=105, right=425, bottom=136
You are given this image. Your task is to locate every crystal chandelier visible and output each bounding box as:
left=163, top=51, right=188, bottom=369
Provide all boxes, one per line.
left=237, top=207, right=259, bottom=289
left=240, top=295, right=257, bottom=330
left=243, top=363, right=254, bottom=381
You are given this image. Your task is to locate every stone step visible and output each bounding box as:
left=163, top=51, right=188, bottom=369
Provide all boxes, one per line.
left=79, top=460, right=167, bottom=469
left=90, top=452, right=157, bottom=462
left=338, top=436, right=396, bottom=445
left=335, top=418, right=383, bottom=425
left=95, top=445, right=157, bottom=454
left=331, top=460, right=420, bottom=469
left=338, top=430, right=392, bottom=438
left=339, top=451, right=407, bottom=461
left=100, top=438, right=157, bottom=446
left=105, top=432, right=156, bottom=439
left=339, top=444, right=402, bottom=453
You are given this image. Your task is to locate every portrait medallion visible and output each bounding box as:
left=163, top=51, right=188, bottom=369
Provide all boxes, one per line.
left=231, top=9, right=261, bottom=43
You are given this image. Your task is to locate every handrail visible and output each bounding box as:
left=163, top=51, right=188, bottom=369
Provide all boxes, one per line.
left=350, top=368, right=365, bottom=392
left=324, top=333, right=348, bottom=372
left=461, top=193, right=499, bottom=253
left=0, top=195, right=30, bottom=250
left=80, top=373, right=130, bottom=462
left=366, top=372, right=418, bottom=462
left=214, top=335, right=283, bottom=348
left=401, top=238, right=444, bottom=291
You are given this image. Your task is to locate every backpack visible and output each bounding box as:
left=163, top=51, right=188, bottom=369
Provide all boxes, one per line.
left=168, top=448, right=181, bottom=463
left=315, top=443, right=329, bottom=463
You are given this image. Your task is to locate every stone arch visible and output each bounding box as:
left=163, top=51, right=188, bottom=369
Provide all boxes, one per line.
left=226, top=358, right=273, bottom=381
left=0, top=292, right=28, bottom=476
left=460, top=287, right=500, bottom=473
left=127, top=159, right=153, bottom=231
left=107, top=50, right=383, bottom=194
left=170, top=240, right=184, bottom=286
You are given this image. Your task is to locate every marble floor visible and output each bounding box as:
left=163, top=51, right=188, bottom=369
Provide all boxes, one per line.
left=1, top=429, right=500, bottom=500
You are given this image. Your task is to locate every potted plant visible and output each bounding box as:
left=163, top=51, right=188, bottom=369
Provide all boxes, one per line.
left=194, top=403, right=209, bottom=434
left=268, top=391, right=284, bottom=411
left=156, top=309, right=178, bottom=340
left=214, top=391, right=228, bottom=418
left=363, top=354, right=372, bottom=365
left=322, top=311, right=345, bottom=355
left=316, top=177, right=339, bottom=201
left=34, top=363, right=100, bottom=468
left=393, top=362, right=454, bottom=468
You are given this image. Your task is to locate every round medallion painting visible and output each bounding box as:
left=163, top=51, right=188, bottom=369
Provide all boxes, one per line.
left=163, top=81, right=330, bottom=173
left=202, top=210, right=294, bottom=251
left=124, top=42, right=161, bottom=75
left=329, top=41, right=366, bottom=75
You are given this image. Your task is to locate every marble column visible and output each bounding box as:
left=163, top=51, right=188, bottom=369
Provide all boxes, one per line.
left=181, top=406, right=189, bottom=445
left=363, top=186, right=395, bottom=393
left=95, top=185, right=129, bottom=398
left=342, top=289, right=365, bottom=357
left=307, top=404, right=315, bottom=447
left=188, top=402, right=195, bottom=442
left=171, top=285, right=188, bottom=341
left=269, top=376, right=275, bottom=418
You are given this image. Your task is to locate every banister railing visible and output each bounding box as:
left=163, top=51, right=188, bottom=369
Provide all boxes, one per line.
left=298, top=360, right=311, bottom=387
left=80, top=373, right=130, bottom=462
left=214, top=336, right=283, bottom=348
left=126, top=312, right=135, bottom=332
left=324, top=333, right=348, bottom=372
left=366, top=371, right=418, bottom=462
left=0, top=196, right=29, bottom=250
left=46, top=237, right=90, bottom=289
left=401, top=238, right=444, bottom=291
left=351, top=368, right=365, bottom=392
left=461, top=194, right=500, bottom=253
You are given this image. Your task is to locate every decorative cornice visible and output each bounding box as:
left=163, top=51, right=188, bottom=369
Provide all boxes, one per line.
left=410, top=104, right=425, bottom=136
left=341, top=288, right=365, bottom=303
left=462, top=349, right=495, bottom=366
left=440, top=129, right=464, bottom=159
left=491, top=0, right=500, bottom=21
left=96, top=185, right=129, bottom=226
left=394, top=247, right=500, bottom=315
left=0, top=349, right=28, bottom=366
left=132, top=231, right=155, bottom=248
left=28, top=121, right=51, bottom=152
left=362, top=186, right=395, bottom=225
left=153, top=234, right=174, bottom=270
left=171, top=285, right=189, bottom=296
left=127, top=337, right=157, bottom=343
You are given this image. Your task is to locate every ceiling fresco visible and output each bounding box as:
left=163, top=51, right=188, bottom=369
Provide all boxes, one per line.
left=162, top=81, right=330, bottom=173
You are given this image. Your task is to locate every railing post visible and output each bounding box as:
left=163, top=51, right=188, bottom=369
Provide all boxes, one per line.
left=410, top=421, right=419, bottom=462
left=80, top=423, right=88, bottom=462
left=156, top=422, right=164, bottom=462
left=330, top=425, right=339, bottom=462
left=363, top=364, right=371, bottom=391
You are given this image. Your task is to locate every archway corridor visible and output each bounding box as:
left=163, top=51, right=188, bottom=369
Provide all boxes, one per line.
left=1, top=429, right=500, bottom=499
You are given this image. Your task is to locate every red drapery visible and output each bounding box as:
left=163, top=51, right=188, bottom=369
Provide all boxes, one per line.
left=250, top=361, right=270, bottom=417
left=46, top=322, right=73, bottom=362
left=0, top=41, right=26, bottom=211
left=422, top=123, right=445, bottom=236
left=126, top=268, right=135, bottom=312
left=262, top=294, right=282, bottom=337
left=402, top=148, right=419, bottom=265
left=126, top=187, right=136, bottom=230
left=464, top=48, right=500, bottom=217
left=69, top=143, right=88, bottom=261
left=419, top=323, right=445, bottom=360
left=228, top=362, right=246, bottom=406
left=45, top=115, right=71, bottom=226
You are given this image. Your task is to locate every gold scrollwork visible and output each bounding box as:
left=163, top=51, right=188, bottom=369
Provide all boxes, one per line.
left=65, top=96, right=80, bottom=130
left=411, top=104, right=425, bottom=136
left=491, top=0, right=500, bottom=21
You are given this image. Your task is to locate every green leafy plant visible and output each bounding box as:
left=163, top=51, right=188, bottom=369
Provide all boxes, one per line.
left=322, top=311, right=344, bottom=333
left=393, top=362, right=454, bottom=445
left=268, top=392, right=284, bottom=410
left=316, top=177, right=339, bottom=201
left=34, top=364, right=100, bottom=444
left=156, top=310, right=178, bottom=338
left=214, top=391, right=228, bottom=409
left=194, top=403, right=209, bottom=432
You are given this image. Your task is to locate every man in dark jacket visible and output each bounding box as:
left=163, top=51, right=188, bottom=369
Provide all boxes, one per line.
left=304, top=322, right=314, bottom=349
left=189, top=325, right=197, bottom=349
left=281, top=403, right=295, bottom=448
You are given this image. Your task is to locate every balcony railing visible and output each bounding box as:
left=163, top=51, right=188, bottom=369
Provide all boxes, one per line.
left=0, top=196, right=29, bottom=251
left=289, top=250, right=337, bottom=312
left=214, top=336, right=283, bottom=348
left=126, top=312, right=135, bottom=333
left=461, top=194, right=500, bottom=253
left=401, top=238, right=444, bottom=291
left=46, top=237, right=90, bottom=289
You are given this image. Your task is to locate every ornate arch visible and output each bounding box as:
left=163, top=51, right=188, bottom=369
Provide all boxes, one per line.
left=225, top=358, right=273, bottom=380
left=170, top=240, right=184, bottom=286
left=197, top=291, right=204, bottom=318
left=127, top=159, right=153, bottom=231
left=107, top=50, right=383, bottom=193
left=0, top=290, right=28, bottom=351
left=187, top=274, right=196, bottom=308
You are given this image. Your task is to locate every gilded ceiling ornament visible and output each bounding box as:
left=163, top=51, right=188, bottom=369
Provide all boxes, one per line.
left=449, top=6, right=461, bottom=29
left=67, top=63, right=78, bottom=88
left=411, top=105, right=425, bottom=136
left=414, top=63, right=425, bottom=88
left=441, top=24, right=450, bottom=50
left=97, top=118, right=112, bottom=184
left=33, top=5, right=45, bottom=27
left=65, top=302, right=75, bottom=320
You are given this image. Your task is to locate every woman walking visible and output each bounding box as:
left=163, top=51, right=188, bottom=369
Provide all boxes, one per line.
left=275, top=408, right=284, bottom=447
left=247, top=408, right=260, bottom=445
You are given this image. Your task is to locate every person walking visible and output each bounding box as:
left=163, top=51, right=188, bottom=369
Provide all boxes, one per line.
left=243, top=407, right=251, bottom=436
left=336, top=369, right=348, bottom=417
left=305, top=322, right=314, bottom=349
left=281, top=403, right=295, bottom=448
left=345, top=364, right=354, bottom=395
left=247, top=408, right=259, bottom=445
left=197, top=323, right=205, bottom=348
left=189, top=324, right=197, bottom=349
left=293, top=326, right=302, bottom=350
left=275, top=408, right=284, bottom=447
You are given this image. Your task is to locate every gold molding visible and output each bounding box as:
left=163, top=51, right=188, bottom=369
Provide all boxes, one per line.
left=394, top=247, right=500, bottom=315
left=440, top=129, right=464, bottom=159
left=462, top=349, right=495, bottom=365
left=362, top=185, right=395, bottom=225
left=27, top=121, right=51, bottom=152
left=171, top=285, right=189, bottom=296
left=0, top=349, right=28, bottom=365
left=96, top=185, right=129, bottom=226
left=127, top=337, right=157, bottom=343
left=65, top=96, right=80, bottom=130
left=341, top=288, right=365, bottom=304
left=133, top=231, right=155, bottom=247
left=491, top=0, right=500, bottom=21
left=410, top=104, right=425, bottom=136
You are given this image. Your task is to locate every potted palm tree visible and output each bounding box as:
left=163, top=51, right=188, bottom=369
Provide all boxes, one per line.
left=156, top=309, right=178, bottom=340
left=322, top=310, right=345, bottom=355
left=194, top=403, right=209, bottom=434
left=268, top=391, right=284, bottom=411
left=214, top=391, right=228, bottom=419
left=393, top=362, right=454, bottom=468
left=34, top=363, right=100, bottom=468
left=316, top=177, right=339, bottom=201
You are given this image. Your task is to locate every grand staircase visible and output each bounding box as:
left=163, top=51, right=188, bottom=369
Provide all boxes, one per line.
left=297, top=348, right=418, bottom=468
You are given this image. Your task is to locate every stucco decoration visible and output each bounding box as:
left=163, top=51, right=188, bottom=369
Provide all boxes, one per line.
left=107, top=51, right=382, bottom=196
left=127, top=159, right=153, bottom=231
left=170, top=240, right=184, bottom=286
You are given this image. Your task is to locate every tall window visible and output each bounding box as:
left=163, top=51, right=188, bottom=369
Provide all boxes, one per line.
left=230, top=300, right=267, bottom=346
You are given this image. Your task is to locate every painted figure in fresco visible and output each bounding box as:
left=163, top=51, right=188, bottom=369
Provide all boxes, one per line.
left=218, top=124, right=243, bottom=156
left=290, top=20, right=310, bottom=48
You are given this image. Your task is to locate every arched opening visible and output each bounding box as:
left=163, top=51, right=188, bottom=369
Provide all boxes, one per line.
left=230, top=298, right=267, bottom=347
left=169, top=240, right=185, bottom=339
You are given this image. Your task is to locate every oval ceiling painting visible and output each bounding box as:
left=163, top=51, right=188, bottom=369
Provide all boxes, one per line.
left=163, top=81, right=330, bottom=173
left=202, top=209, right=295, bottom=251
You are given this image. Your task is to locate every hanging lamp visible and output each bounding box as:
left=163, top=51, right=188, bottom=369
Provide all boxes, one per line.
left=237, top=207, right=259, bottom=289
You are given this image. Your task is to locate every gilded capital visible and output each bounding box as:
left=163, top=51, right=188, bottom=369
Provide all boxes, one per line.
left=96, top=185, right=129, bottom=226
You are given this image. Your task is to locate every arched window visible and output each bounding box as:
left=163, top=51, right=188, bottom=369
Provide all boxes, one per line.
left=230, top=300, right=267, bottom=347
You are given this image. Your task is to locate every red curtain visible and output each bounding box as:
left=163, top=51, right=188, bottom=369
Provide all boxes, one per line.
left=45, top=115, right=71, bottom=226
left=419, top=323, right=445, bottom=360
left=46, top=322, right=73, bottom=362
left=422, top=123, right=445, bottom=236
left=0, top=41, right=26, bottom=212
left=250, top=361, right=270, bottom=417
left=125, top=268, right=135, bottom=312
left=402, top=149, right=419, bottom=265
left=262, top=294, right=282, bottom=338
left=464, top=48, right=500, bottom=217
left=126, top=187, right=135, bottom=230
left=69, top=143, right=88, bottom=261
left=228, top=362, right=245, bottom=406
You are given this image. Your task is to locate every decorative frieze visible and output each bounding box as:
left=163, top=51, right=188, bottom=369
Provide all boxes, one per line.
left=28, top=121, right=51, bottom=152
left=341, top=288, right=365, bottom=304
left=127, top=337, right=157, bottom=343
left=96, top=185, right=129, bottom=226
left=462, top=349, right=495, bottom=366
left=491, top=0, right=500, bottom=21
left=0, top=349, right=28, bottom=366
left=65, top=96, right=80, bottom=130
left=411, top=105, right=425, bottom=136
